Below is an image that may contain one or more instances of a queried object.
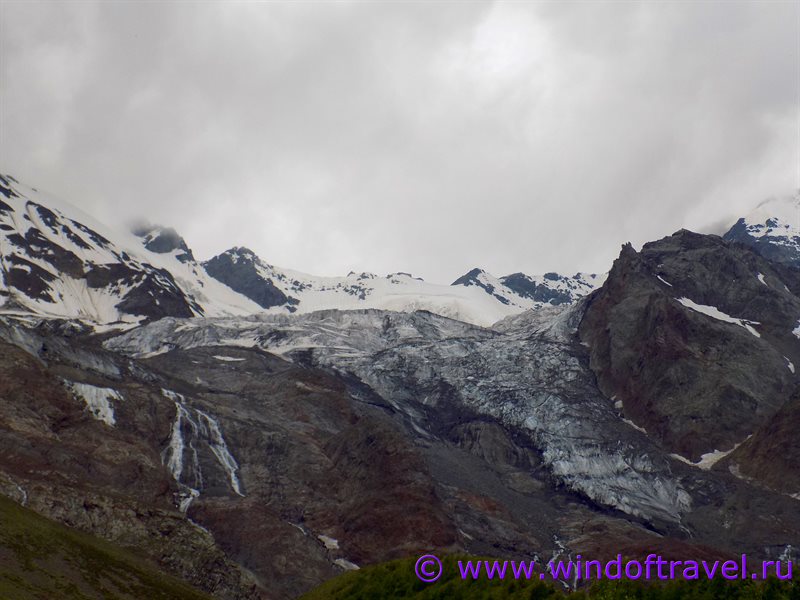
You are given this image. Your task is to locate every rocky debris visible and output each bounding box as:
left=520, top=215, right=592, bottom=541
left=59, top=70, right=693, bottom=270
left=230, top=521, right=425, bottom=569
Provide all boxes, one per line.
left=105, top=309, right=692, bottom=525
left=137, top=344, right=460, bottom=597
left=4, top=277, right=800, bottom=597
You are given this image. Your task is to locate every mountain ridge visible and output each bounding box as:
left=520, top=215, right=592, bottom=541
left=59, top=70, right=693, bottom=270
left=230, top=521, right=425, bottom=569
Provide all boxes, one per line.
left=0, top=173, right=602, bottom=327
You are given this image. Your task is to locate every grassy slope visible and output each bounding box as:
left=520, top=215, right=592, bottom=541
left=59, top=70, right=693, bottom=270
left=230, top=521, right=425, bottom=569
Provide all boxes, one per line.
left=300, top=555, right=798, bottom=600
left=0, top=495, right=213, bottom=600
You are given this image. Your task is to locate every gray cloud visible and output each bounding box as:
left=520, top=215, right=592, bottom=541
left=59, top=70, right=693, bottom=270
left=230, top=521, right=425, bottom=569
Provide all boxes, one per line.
left=1, top=0, right=798, bottom=282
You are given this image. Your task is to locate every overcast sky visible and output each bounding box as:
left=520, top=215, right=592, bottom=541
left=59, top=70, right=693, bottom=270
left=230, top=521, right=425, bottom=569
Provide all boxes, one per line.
left=1, top=1, right=798, bottom=282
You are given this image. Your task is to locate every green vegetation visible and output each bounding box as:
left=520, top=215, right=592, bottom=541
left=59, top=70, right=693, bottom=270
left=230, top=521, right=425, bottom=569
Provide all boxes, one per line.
left=300, top=555, right=800, bottom=600
left=0, top=494, right=213, bottom=600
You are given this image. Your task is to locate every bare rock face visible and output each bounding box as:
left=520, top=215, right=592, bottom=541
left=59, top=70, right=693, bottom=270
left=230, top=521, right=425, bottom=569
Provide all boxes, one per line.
left=724, top=391, right=800, bottom=496
left=579, top=230, right=800, bottom=461
left=132, top=223, right=196, bottom=263
left=135, top=345, right=461, bottom=597
left=203, top=248, right=291, bottom=309
left=0, top=336, right=261, bottom=599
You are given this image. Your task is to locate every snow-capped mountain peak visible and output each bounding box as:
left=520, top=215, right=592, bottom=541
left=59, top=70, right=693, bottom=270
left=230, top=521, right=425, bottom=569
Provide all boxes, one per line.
left=0, top=174, right=261, bottom=325
left=201, top=248, right=604, bottom=326
left=1, top=173, right=602, bottom=327
left=737, top=193, right=800, bottom=237
left=132, top=222, right=195, bottom=264
left=724, top=191, right=800, bottom=267
left=451, top=267, right=604, bottom=307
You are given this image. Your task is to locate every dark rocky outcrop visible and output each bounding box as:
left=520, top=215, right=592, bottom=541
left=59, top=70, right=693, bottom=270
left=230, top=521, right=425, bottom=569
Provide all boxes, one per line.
left=501, top=272, right=573, bottom=304
left=133, top=224, right=196, bottom=263
left=452, top=268, right=598, bottom=307
left=204, top=248, right=290, bottom=309
left=451, top=268, right=511, bottom=304
left=579, top=230, right=800, bottom=461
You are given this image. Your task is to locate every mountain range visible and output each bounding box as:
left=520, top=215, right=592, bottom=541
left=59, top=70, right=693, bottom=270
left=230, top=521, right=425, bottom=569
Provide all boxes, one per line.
left=0, top=174, right=601, bottom=328
left=1, top=172, right=799, bottom=599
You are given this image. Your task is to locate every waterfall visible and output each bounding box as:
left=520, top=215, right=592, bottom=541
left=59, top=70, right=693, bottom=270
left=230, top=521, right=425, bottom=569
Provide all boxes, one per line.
left=161, top=389, right=244, bottom=511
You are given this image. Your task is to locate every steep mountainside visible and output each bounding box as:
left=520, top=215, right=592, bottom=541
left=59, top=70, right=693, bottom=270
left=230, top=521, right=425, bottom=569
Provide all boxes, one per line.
left=579, top=229, right=800, bottom=486
left=0, top=494, right=214, bottom=600
left=0, top=175, right=261, bottom=325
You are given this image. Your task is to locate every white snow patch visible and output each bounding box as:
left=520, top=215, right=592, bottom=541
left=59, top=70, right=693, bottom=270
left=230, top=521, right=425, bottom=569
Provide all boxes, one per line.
left=793, top=321, right=800, bottom=339
left=318, top=534, right=340, bottom=550
left=778, top=545, right=793, bottom=563
left=786, top=356, right=796, bottom=374
left=669, top=453, right=694, bottom=466
left=671, top=436, right=751, bottom=470
left=213, top=355, right=245, bottom=362
left=14, top=483, right=27, bottom=506
left=656, top=275, right=673, bottom=287
left=334, top=558, right=360, bottom=571
left=91, top=320, right=143, bottom=334
left=0, top=170, right=604, bottom=328
left=695, top=449, right=734, bottom=470
left=66, top=382, right=121, bottom=426
left=757, top=273, right=767, bottom=286
left=180, top=488, right=200, bottom=513
left=246, top=255, right=605, bottom=327
left=290, top=523, right=308, bottom=536
left=739, top=194, right=800, bottom=242
left=623, top=418, right=647, bottom=434
left=676, top=297, right=761, bottom=338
